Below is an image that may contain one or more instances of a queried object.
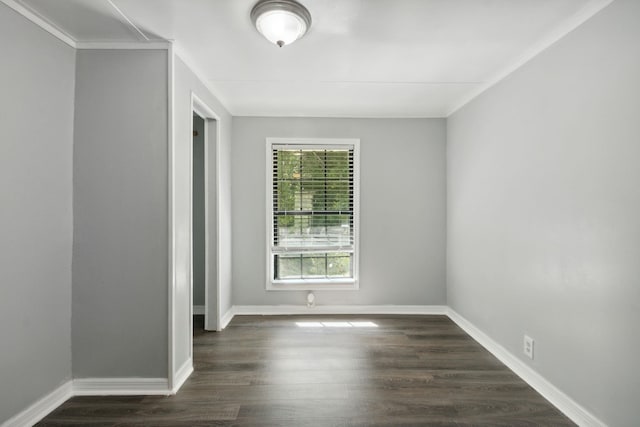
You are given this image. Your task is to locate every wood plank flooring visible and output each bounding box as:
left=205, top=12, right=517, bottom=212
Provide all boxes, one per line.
left=39, top=315, right=574, bottom=426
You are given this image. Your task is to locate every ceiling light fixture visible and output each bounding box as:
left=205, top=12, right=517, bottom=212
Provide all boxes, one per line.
left=251, top=0, right=312, bottom=48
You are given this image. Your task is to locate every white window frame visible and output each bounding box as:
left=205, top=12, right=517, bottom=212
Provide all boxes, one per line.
left=266, top=137, right=360, bottom=291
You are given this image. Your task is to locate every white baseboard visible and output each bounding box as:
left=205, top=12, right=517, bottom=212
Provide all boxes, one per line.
left=1, top=381, right=73, bottom=427
left=193, top=305, right=205, bottom=315
left=220, top=307, right=235, bottom=330
left=447, top=309, right=606, bottom=427
left=231, top=304, right=448, bottom=316
left=3, top=308, right=604, bottom=427
left=73, top=378, right=171, bottom=396
left=171, top=358, right=193, bottom=394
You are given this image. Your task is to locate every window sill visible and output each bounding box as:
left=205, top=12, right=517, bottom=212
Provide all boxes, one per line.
left=267, top=279, right=358, bottom=291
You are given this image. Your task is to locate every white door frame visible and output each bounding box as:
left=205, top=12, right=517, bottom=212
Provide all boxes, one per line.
left=190, top=92, right=222, bottom=350
left=168, top=76, right=224, bottom=392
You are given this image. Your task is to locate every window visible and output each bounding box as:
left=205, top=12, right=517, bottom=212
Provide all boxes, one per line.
left=266, top=138, right=360, bottom=290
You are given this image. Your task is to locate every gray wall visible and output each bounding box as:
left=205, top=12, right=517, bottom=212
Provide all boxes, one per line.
left=232, top=117, right=446, bottom=306
left=0, top=5, right=75, bottom=423
left=192, top=115, right=206, bottom=307
left=73, top=49, right=168, bottom=378
left=447, top=1, right=640, bottom=425
left=173, top=56, right=233, bottom=381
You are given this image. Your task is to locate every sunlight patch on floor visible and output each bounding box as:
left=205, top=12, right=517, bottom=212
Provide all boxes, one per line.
left=295, top=321, right=378, bottom=328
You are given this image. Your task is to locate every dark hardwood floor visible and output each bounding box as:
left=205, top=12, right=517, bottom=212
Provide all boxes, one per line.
left=39, top=315, right=574, bottom=426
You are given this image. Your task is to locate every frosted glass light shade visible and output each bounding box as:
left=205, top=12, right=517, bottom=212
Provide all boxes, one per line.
left=255, top=10, right=306, bottom=46
left=251, top=0, right=312, bottom=47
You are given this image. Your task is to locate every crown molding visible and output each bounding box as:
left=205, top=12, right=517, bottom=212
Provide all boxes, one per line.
left=446, top=0, right=614, bottom=116
left=1, top=1, right=173, bottom=51
left=173, top=44, right=232, bottom=114
left=1, top=0, right=76, bottom=47
left=75, top=41, right=173, bottom=50
left=106, top=0, right=149, bottom=41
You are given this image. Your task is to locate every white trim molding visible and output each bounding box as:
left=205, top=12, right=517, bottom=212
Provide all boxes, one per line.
left=171, top=359, right=194, bottom=394
left=173, top=45, right=231, bottom=113
left=0, top=1, right=176, bottom=51
left=220, top=307, right=235, bottom=330
left=1, top=381, right=73, bottom=427
left=167, top=40, right=177, bottom=396
left=446, top=0, right=613, bottom=116
left=3, top=308, right=607, bottom=427
left=1, top=0, right=76, bottom=47
left=75, top=41, right=172, bottom=50
left=193, top=305, right=206, bottom=315
left=232, top=305, right=448, bottom=316
left=189, top=91, right=224, bottom=333
left=447, top=309, right=607, bottom=427
left=73, top=378, right=171, bottom=397
left=265, top=138, right=361, bottom=291
left=2, top=378, right=174, bottom=425
left=106, top=0, right=150, bottom=41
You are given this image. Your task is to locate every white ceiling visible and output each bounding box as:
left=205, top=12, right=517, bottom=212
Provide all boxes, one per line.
left=12, top=0, right=612, bottom=117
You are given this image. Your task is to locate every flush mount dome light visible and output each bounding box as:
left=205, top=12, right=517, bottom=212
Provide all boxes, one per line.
left=251, top=0, right=312, bottom=47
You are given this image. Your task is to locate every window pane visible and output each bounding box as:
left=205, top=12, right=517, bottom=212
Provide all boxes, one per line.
left=275, top=255, right=301, bottom=279
left=302, top=255, right=327, bottom=278
left=326, top=151, right=350, bottom=179
left=271, top=143, right=357, bottom=284
left=327, top=254, right=352, bottom=278
left=277, top=180, right=299, bottom=212
left=274, top=148, right=352, bottom=215
left=277, top=252, right=352, bottom=280
left=277, top=150, right=301, bottom=180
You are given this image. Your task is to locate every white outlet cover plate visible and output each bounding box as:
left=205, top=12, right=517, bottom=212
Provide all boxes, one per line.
left=524, top=335, right=534, bottom=359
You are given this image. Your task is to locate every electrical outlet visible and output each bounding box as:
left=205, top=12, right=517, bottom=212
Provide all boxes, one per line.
left=524, top=335, right=534, bottom=359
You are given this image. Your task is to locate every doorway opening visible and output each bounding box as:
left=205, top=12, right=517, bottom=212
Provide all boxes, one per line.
left=192, top=113, right=206, bottom=334
left=189, top=92, right=221, bottom=369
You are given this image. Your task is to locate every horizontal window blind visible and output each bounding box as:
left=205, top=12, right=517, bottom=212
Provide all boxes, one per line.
left=271, top=145, right=355, bottom=280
